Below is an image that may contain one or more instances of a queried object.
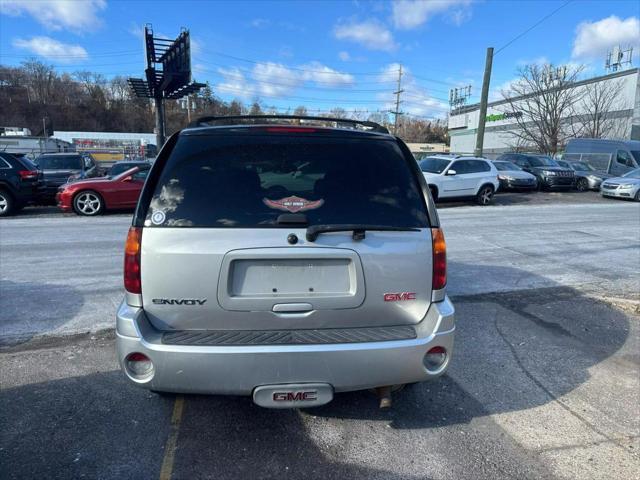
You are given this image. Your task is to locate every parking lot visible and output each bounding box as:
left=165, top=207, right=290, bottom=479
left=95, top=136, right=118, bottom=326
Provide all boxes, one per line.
left=1, top=192, right=639, bottom=479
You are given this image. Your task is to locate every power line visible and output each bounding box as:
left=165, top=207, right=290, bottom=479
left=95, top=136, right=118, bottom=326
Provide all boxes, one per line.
left=495, top=0, right=573, bottom=55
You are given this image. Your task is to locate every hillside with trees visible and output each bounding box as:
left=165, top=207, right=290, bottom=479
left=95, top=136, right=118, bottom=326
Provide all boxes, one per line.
left=0, top=60, right=448, bottom=144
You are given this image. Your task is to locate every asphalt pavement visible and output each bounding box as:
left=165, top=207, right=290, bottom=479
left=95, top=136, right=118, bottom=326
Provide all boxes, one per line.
left=1, top=193, right=639, bottom=479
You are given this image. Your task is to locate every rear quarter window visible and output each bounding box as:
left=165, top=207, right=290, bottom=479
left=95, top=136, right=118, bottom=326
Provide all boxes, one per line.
left=143, top=134, right=429, bottom=228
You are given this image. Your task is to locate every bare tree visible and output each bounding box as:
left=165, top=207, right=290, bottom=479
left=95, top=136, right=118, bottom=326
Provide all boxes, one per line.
left=501, top=63, right=585, bottom=155
left=579, top=79, right=625, bottom=139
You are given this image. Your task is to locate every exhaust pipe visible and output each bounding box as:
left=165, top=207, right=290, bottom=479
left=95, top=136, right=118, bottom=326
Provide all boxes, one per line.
left=375, top=385, right=393, bottom=409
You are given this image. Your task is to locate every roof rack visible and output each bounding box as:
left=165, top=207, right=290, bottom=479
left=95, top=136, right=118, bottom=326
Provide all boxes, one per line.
left=188, top=115, right=389, bottom=134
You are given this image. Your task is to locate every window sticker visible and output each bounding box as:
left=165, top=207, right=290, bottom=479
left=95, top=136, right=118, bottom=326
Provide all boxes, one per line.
left=151, top=210, right=166, bottom=225
left=263, top=196, right=324, bottom=213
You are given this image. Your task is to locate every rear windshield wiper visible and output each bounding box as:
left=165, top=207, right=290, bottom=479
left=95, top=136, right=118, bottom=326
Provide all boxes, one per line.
left=306, top=224, right=420, bottom=242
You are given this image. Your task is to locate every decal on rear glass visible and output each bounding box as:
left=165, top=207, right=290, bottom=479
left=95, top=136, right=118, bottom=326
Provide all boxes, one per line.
left=263, top=196, right=324, bottom=213
left=150, top=210, right=166, bottom=225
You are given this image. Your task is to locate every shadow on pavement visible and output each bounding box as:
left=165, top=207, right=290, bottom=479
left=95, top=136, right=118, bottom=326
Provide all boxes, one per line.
left=0, top=264, right=634, bottom=479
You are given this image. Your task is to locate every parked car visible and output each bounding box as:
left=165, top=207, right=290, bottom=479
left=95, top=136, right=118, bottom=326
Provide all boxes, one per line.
left=107, top=160, right=151, bottom=177
left=600, top=168, right=640, bottom=201
left=564, top=138, right=640, bottom=176
left=498, top=153, right=575, bottom=190
left=418, top=155, right=500, bottom=205
left=0, top=152, right=42, bottom=217
left=35, top=152, right=99, bottom=203
left=555, top=159, right=612, bottom=191
left=492, top=160, right=538, bottom=191
left=116, top=115, right=454, bottom=408
left=56, top=165, right=149, bottom=215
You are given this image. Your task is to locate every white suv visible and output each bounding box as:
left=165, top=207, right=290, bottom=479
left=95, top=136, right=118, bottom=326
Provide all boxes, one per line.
left=418, top=156, right=500, bottom=205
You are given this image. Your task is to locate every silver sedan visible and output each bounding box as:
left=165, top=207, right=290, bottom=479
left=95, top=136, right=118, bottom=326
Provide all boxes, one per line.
left=600, top=168, right=640, bottom=201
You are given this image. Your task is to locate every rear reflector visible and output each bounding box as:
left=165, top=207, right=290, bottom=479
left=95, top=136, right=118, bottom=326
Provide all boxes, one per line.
left=424, top=346, right=447, bottom=371
left=431, top=228, right=447, bottom=291
left=124, top=227, right=142, bottom=294
left=125, top=352, right=154, bottom=379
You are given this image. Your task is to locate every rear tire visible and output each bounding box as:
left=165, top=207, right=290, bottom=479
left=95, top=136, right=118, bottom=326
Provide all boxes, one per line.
left=0, top=189, right=15, bottom=217
left=576, top=178, right=589, bottom=192
left=476, top=185, right=494, bottom=205
left=73, top=190, right=104, bottom=216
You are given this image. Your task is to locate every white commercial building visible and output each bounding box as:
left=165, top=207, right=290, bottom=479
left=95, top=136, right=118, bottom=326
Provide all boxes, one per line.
left=449, top=68, right=640, bottom=155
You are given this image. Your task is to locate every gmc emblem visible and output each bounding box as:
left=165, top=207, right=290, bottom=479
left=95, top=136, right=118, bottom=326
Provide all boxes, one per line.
left=273, top=391, right=318, bottom=402
left=384, top=292, right=416, bottom=302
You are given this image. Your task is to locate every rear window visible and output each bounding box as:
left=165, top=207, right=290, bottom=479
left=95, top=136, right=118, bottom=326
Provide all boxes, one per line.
left=145, top=134, right=428, bottom=228
left=38, top=155, right=82, bottom=170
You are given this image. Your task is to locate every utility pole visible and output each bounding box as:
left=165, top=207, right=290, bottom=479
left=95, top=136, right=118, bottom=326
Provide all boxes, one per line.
left=393, top=64, right=404, bottom=135
left=186, top=94, right=192, bottom=124
left=474, top=47, right=494, bottom=157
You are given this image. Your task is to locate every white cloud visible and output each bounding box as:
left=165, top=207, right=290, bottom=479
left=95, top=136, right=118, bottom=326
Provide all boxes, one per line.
left=1, top=0, right=106, bottom=33
left=128, top=23, right=144, bottom=39
left=334, top=19, right=397, bottom=51
left=376, top=63, right=449, bottom=118
left=572, top=15, right=640, bottom=59
left=299, top=62, right=354, bottom=86
left=338, top=51, right=351, bottom=61
left=12, top=36, right=88, bottom=62
left=249, top=18, right=271, bottom=28
left=216, top=61, right=354, bottom=99
left=392, top=0, right=473, bottom=30
left=489, top=78, right=518, bottom=102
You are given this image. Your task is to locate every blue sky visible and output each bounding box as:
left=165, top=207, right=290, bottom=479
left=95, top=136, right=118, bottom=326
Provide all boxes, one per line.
left=1, top=0, right=639, bottom=119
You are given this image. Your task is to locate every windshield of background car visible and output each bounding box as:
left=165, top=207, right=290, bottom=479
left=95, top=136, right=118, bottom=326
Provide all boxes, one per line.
left=630, top=151, right=640, bottom=164
left=38, top=155, right=82, bottom=170
left=622, top=168, right=640, bottom=179
left=111, top=163, right=147, bottom=177
left=529, top=156, right=558, bottom=167
left=494, top=162, right=521, bottom=171
left=570, top=162, right=593, bottom=172
left=419, top=157, right=451, bottom=174
left=145, top=134, right=429, bottom=228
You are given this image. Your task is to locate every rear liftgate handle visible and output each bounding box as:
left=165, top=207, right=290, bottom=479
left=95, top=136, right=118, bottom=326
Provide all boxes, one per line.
left=272, top=303, right=313, bottom=313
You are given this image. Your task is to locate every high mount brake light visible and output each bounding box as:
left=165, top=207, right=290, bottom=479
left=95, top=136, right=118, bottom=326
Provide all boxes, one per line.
left=263, top=127, right=317, bottom=133
left=431, top=228, right=447, bottom=291
left=124, top=227, right=142, bottom=294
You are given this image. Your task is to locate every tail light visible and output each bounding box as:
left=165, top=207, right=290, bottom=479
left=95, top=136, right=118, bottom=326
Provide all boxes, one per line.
left=124, top=227, right=142, bottom=294
left=18, top=170, right=38, bottom=180
left=431, top=227, right=447, bottom=290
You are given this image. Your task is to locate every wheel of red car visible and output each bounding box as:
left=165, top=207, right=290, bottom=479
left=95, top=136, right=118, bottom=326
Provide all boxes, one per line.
left=73, top=191, right=104, bottom=216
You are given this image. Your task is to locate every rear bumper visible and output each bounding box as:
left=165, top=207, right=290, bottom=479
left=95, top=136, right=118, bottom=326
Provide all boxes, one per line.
left=115, top=297, right=455, bottom=395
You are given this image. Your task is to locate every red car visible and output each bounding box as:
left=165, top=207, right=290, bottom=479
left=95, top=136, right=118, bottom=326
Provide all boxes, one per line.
left=56, top=166, right=149, bottom=216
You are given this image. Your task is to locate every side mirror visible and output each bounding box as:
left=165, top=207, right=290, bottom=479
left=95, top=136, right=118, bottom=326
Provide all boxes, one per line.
left=446, top=169, right=457, bottom=176
left=123, top=176, right=133, bottom=182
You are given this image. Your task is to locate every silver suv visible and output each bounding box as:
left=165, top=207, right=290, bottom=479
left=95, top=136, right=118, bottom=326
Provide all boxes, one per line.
left=116, top=116, right=455, bottom=408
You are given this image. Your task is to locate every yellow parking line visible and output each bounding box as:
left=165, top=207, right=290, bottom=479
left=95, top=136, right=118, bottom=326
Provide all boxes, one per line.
left=159, top=395, right=185, bottom=480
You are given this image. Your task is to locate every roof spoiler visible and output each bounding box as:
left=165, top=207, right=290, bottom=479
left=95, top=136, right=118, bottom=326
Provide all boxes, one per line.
left=188, top=115, right=389, bottom=134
